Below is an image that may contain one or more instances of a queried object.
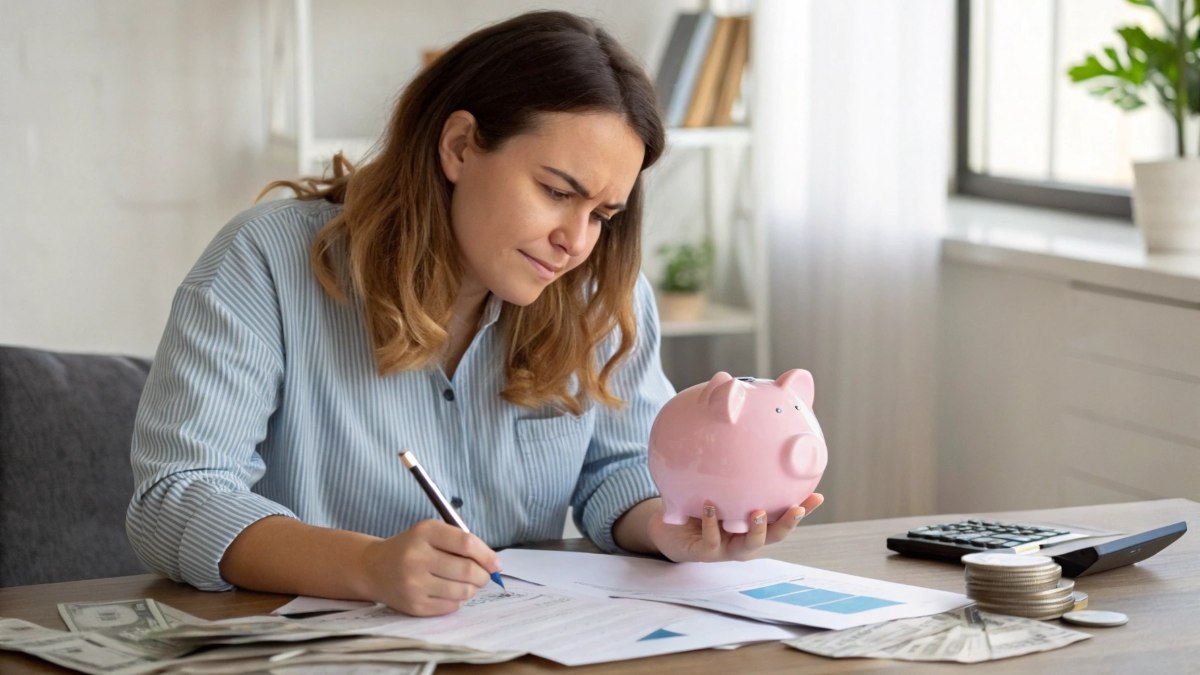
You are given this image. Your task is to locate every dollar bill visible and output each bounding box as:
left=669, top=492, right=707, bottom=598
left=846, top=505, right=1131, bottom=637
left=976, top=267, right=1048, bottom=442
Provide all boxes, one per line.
left=59, top=599, right=191, bottom=660
left=267, top=665, right=434, bottom=675
left=785, top=606, right=1090, bottom=663
left=58, top=600, right=167, bottom=636
left=0, top=619, right=159, bottom=675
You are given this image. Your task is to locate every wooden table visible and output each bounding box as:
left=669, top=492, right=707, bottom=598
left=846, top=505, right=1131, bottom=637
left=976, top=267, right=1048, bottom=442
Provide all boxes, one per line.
left=2, top=499, right=1196, bottom=673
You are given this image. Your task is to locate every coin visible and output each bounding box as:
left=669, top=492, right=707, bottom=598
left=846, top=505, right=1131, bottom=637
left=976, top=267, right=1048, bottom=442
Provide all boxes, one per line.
left=1071, top=591, right=1088, bottom=610
left=1061, top=610, right=1128, bottom=627
left=961, top=552, right=1056, bottom=568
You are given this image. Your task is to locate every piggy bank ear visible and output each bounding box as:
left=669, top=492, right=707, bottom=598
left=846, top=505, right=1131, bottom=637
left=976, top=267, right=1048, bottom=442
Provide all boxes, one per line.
left=699, top=372, right=745, bottom=424
left=776, top=369, right=815, bottom=408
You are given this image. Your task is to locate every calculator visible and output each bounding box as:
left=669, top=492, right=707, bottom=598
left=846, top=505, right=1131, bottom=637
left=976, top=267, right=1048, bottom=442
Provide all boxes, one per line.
left=887, top=518, right=1188, bottom=577
left=886, top=519, right=1088, bottom=561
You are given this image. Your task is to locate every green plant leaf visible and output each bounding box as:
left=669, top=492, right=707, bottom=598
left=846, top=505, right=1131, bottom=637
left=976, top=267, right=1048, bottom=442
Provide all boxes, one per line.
left=656, top=239, right=713, bottom=293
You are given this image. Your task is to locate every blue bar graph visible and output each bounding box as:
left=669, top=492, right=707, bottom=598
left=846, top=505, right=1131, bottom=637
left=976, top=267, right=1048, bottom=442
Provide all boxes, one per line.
left=739, top=581, right=902, bottom=614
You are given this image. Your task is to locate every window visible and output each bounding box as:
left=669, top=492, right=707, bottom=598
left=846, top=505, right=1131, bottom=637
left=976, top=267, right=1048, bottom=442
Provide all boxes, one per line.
left=956, top=0, right=1179, bottom=218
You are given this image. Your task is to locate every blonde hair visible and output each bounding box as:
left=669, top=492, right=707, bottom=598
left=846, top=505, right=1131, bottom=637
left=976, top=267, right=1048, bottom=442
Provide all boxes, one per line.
left=260, top=11, right=664, bottom=415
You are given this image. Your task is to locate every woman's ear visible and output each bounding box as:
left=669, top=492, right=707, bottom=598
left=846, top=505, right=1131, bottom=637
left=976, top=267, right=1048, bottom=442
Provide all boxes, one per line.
left=439, top=110, right=477, bottom=184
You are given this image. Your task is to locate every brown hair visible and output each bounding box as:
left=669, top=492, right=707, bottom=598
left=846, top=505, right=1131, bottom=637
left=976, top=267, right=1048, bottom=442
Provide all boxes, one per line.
left=261, top=11, right=664, bottom=414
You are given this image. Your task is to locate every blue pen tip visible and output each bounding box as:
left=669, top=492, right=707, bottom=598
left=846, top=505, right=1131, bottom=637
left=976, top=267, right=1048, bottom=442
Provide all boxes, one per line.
left=491, top=571, right=506, bottom=589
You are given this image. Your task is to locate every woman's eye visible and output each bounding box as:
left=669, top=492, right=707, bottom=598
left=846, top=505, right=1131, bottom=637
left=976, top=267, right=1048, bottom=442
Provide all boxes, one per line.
left=591, top=212, right=613, bottom=228
left=545, top=186, right=570, bottom=201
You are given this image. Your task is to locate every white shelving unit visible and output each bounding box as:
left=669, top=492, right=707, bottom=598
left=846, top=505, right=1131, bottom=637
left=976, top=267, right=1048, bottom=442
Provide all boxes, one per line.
left=653, top=124, right=769, bottom=381
left=272, top=0, right=769, bottom=381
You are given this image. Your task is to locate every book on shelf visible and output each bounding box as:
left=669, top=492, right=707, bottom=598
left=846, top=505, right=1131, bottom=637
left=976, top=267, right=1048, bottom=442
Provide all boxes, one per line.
left=654, top=12, right=752, bottom=130
left=654, top=12, right=718, bottom=128
left=711, top=16, right=751, bottom=127
left=682, top=15, right=737, bottom=128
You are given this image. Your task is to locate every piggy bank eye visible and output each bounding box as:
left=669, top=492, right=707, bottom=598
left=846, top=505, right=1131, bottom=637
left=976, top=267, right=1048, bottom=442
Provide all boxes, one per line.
left=794, top=405, right=801, bottom=411
left=775, top=407, right=783, bottom=413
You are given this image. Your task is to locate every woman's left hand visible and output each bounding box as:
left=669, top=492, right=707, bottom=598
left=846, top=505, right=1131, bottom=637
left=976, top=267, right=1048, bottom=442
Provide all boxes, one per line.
left=644, top=493, right=825, bottom=563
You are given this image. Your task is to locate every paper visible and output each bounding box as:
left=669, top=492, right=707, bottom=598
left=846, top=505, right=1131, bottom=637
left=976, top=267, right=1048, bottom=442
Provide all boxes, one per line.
left=272, top=597, right=375, bottom=616
left=499, top=549, right=971, bottom=630
left=785, top=605, right=1091, bottom=663
left=281, top=579, right=802, bottom=666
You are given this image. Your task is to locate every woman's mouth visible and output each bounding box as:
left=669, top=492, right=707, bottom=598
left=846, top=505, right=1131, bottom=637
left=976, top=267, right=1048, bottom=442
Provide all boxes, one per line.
left=520, top=251, right=560, bottom=281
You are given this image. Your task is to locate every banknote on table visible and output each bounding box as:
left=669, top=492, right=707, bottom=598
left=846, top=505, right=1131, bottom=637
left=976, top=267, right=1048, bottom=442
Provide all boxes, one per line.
left=144, top=634, right=521, bottom=674
left=5, top=599, right=521, bottom=674
left=0, top=618, right=160, bottom=675
left=785, top=605, right=1090, bottom=663
left=59, top=599, right=193, bottom=660
left=267, top=664, right=434, bottom=675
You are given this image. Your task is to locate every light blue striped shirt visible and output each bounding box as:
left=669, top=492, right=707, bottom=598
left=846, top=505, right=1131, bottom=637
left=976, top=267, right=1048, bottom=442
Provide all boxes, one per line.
left=127, top=198, right=674, bottom=591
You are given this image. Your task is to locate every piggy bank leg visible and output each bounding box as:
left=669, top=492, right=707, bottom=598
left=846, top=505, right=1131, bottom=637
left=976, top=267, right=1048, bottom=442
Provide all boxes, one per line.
left=660, top=499, right=690, bottom=526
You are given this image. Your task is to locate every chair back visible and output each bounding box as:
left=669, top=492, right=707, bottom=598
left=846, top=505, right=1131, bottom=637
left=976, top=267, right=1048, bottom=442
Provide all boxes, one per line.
left=0, top=345, right=151, bottom=586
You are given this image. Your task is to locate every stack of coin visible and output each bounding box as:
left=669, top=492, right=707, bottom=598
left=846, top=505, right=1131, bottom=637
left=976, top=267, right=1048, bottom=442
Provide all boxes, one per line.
left=961, top=552, right=1075, bottom=620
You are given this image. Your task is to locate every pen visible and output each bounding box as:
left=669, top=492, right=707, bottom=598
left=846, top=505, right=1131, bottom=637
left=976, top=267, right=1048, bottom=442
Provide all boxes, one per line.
left=399, top=450, right=505, bottom=590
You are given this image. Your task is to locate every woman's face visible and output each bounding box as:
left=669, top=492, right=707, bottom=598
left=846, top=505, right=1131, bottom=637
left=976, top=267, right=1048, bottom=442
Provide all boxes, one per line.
left=441, top=110, right=645, bottom=307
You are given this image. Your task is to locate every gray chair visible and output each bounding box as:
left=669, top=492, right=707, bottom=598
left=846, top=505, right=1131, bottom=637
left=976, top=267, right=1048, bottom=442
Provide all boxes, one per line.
left=0, top=345, right=151, bottom=586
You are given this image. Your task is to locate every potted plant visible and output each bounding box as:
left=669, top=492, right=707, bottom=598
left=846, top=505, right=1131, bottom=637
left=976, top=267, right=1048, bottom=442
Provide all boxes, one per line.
left=655, top=239, right=713, bottom=322
left=1067, top=0, right=1200, bottom=251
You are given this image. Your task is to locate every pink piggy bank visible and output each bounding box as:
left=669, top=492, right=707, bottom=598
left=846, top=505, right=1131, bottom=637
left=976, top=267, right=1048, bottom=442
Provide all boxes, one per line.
left=648, top=370, right=828, bottom=533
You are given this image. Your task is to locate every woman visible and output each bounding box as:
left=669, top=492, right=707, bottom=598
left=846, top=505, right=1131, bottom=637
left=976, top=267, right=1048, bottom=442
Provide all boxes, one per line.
left=127, top=10, right=823, bottom=617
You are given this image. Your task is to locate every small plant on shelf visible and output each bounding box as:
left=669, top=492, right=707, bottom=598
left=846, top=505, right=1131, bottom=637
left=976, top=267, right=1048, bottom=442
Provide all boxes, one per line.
left=655, top=239, right=713, bottom=321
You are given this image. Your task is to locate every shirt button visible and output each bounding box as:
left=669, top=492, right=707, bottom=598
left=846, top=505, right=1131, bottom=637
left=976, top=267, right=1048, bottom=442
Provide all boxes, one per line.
left=442, top=388, right=455, bottom=402
left=450, top=496, right=464, bottom=509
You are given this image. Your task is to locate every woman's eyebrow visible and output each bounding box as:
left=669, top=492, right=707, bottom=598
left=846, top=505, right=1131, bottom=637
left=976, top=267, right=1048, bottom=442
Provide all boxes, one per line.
left=541, top=165, right=626, bottom=212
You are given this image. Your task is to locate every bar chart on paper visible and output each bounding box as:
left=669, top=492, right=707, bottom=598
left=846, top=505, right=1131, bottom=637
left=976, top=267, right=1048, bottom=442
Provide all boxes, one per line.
left=740, top=581, right=902, bottom=614
left=498, top=549, right=972, bottom=631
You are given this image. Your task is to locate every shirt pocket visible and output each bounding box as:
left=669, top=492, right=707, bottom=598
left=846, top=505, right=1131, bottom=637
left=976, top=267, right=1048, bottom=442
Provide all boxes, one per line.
left=514, top=413, right=593, bottom=511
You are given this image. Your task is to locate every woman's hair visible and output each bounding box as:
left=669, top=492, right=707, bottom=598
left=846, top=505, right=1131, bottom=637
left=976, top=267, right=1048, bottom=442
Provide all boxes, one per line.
left=261, top=10, right=664, bottom=414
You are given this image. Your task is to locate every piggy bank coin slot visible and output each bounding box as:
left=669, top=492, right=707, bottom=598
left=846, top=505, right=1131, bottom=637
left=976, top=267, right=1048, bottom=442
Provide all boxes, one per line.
left=736, top=377, right=755, bottom=382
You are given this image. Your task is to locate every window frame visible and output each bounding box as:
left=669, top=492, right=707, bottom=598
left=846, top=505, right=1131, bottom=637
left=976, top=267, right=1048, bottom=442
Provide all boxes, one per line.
left=954, top=0, right=1133, bottom=220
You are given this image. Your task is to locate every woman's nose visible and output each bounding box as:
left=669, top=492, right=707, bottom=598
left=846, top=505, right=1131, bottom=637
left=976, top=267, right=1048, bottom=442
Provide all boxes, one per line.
left=551, top=211, right=591, bottom=256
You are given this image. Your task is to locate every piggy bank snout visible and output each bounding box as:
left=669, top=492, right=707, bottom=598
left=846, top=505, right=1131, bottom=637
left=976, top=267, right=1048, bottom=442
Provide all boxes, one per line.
left=784, top=432, right=828, bottom=480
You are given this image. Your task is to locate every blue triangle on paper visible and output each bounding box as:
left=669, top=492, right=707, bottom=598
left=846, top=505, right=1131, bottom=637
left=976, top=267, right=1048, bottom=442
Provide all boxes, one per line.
left=639, top=628, right=685, bottom=641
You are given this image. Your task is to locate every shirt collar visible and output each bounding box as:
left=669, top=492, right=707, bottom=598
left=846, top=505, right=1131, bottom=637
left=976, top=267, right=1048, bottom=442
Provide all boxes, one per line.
left=478, top=293, right=503, bottom=329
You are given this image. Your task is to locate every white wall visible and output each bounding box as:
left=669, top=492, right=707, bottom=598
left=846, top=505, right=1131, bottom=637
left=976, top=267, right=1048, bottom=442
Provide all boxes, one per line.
left=0, top=0, right=697, bottom=357
left=0, top=1, right=293, bottom=356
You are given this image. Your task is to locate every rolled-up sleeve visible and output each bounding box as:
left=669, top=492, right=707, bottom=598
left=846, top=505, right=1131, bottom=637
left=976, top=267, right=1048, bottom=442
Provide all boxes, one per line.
left=127, top=236, right=293, bottom=591
left=572, top=275, right=675, bottom=552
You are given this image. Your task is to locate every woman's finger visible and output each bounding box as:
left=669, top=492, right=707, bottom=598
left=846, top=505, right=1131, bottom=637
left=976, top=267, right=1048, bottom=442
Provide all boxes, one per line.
left=738, top=509, right=769, bottom=556
left=700, top=501, right=721, bottom=554
left=765, top=504, right=804, bottom=545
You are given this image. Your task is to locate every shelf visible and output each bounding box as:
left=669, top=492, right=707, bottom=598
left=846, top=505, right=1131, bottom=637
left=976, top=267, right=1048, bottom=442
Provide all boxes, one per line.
left=659, top=301, right=757, bottom=337
left=665, top=126, right=751, bottom=149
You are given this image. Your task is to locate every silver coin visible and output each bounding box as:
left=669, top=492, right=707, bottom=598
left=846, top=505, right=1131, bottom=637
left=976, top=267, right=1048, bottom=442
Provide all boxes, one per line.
left=961, top=552, right=1057, bottom=568
left=1061, top=610, right=1128, bottom=627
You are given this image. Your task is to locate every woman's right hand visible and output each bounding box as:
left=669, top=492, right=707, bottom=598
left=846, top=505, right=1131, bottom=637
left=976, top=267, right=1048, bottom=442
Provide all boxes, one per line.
left=359, top=519, right=502, bottom=616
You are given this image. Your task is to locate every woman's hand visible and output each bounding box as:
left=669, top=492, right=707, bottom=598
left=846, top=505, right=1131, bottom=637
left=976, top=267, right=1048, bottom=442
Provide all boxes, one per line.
left=616, top=494, right=824, bottom=563
left=358, top=520, right=502, bottom=616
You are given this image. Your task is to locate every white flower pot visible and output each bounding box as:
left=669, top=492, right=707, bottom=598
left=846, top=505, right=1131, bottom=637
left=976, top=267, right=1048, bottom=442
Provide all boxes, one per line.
left=1132, top=158, right=1200, bottom=252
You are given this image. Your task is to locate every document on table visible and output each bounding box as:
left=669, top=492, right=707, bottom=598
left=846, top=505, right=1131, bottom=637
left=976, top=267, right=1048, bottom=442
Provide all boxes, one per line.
left=322, top=579, right=802, bottom=666
left=163, top=579, right=804, bottom=667
left=499, top=549, right=971, bottom=631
